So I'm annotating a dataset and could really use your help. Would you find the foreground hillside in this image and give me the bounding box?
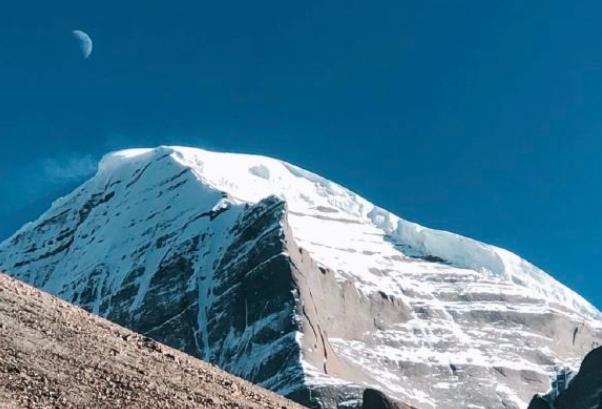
[0,273,302,409]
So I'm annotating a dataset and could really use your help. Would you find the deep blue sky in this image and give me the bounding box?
[1,1,601,308]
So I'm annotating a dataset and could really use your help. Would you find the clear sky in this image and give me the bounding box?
[1,1,601,308]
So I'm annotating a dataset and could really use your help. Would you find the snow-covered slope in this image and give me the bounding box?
[1,146,601,409]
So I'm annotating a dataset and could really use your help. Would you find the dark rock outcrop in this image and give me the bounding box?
[362,389,416,409]
[528,346,602,409]
[527,396,552,409]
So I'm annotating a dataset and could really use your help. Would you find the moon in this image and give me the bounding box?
[72,30,93,59]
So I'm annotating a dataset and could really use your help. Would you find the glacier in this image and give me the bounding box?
[1,145,600,408]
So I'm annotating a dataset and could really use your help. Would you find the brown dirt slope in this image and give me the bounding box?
[0,273,304,409]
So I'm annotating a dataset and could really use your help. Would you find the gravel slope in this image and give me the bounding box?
[0,273,303,409]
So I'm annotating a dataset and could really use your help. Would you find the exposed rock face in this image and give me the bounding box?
[528,346,602,409]
[527,396,552,409]
[0,273,302,409]
[362,389,416,409]
[1,146,601,408]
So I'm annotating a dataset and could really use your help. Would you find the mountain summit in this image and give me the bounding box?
[1,146,600,408]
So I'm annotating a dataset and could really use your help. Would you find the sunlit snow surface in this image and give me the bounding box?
[2,146,601,408]
[107,147,598,315]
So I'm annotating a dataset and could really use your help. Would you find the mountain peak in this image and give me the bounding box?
[96,145,367,215]
[95,146,599,320]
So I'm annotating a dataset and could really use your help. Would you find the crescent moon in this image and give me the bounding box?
[72,30,93,59]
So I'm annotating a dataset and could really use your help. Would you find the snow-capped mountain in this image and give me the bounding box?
[1,146,600,409]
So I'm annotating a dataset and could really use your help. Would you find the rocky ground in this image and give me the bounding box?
[0,273,303,409]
